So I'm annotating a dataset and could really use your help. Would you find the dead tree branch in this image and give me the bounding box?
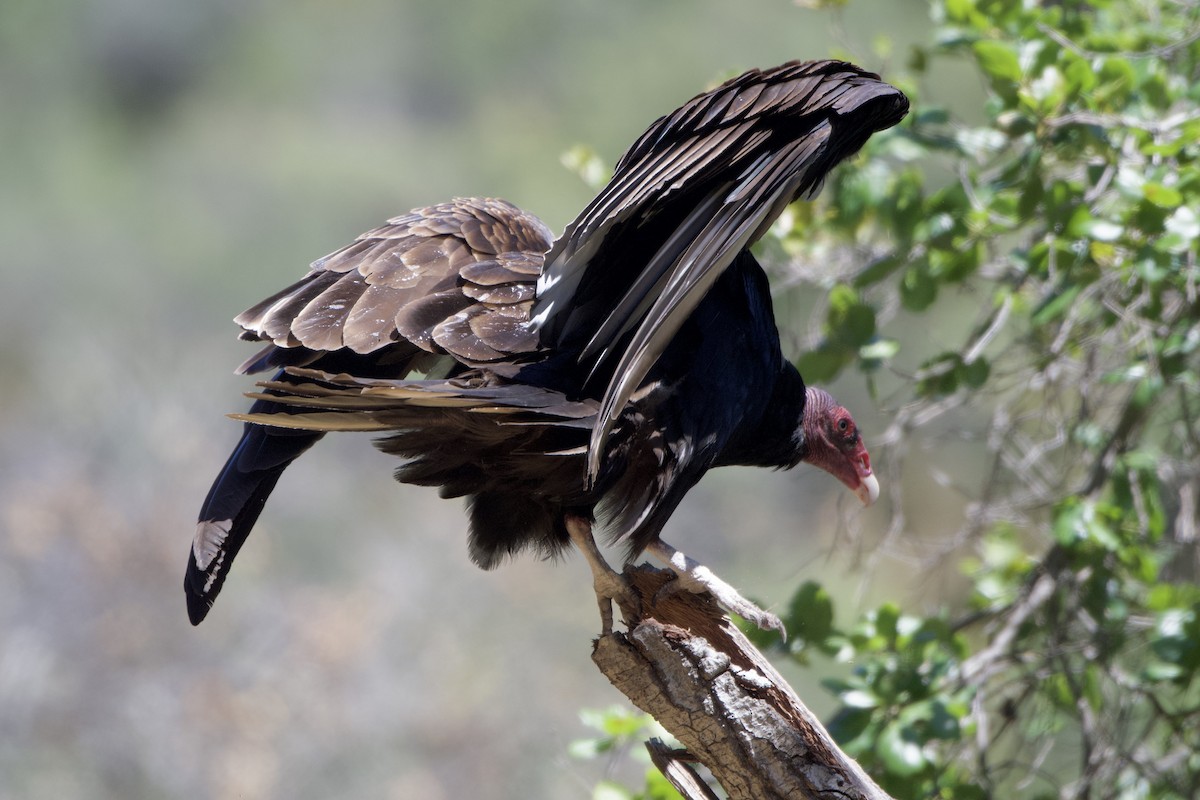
[591,565,894,800]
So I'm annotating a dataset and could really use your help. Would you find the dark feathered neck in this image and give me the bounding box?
[713,364,808,469]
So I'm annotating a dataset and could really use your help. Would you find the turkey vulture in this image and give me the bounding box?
[187,59,908,630]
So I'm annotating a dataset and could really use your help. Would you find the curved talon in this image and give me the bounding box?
[591,567,643,634]
[733,604,786,639]
[651,573,683,607]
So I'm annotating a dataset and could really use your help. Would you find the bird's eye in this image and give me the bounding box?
[837,418,849,432]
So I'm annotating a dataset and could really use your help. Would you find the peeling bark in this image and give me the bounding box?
[591,565,894,800]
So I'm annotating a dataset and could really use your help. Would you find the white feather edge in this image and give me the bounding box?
[193,519,231,572]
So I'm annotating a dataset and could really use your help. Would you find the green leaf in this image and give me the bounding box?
[1044,673,1074,708]
[1081,665,1103,711]
[953,126,1008,159]
[962,358,990,389]
[560,145,611,189]
[838,304,877,347]
[1163,205,1200,243]
[826,285,878,349]
[1053,500,1121,550]
[854,254,907,288]
[1031,285,1081,325]
[928,700,963,740]
[828,283,860,313]
[1144,661,1185,682]
[1063,54,1098,97]
[826,706,876,750]
[786,581,836,645]
[879,720,928,776]
[840,689,881,709]
[796,346,851,383]
[875,603,902,642]
[1025,65,1066,112]
[1143,182,1183,209]
[973,40,1021,83]
[1086,515,1121,551]
[930,241,982,282]
[1053,501,1085,546]
[1146,584,1179,612]
[1150,607,1200,680]
[1132,374,1165,408]
[859,338,900,362]
[578,706,655,739]
[1082,219,1123,243]
[944,0,975,23]
[1096,57,1136,107]
[569,737,608,760]
[900,265,938,311]
[916,352,964,396]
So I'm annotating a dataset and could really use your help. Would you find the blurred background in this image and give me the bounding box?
[0,1,953,797]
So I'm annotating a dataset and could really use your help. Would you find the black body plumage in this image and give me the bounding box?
[186,60,908,624]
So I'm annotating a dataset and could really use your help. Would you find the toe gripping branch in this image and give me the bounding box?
[565,515,786,640]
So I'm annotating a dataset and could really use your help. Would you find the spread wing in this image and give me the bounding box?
[235,197,554,369]
[530,60,909,484]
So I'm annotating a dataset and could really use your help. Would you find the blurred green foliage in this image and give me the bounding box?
[570,707,684,800]
[755,0,1200,797]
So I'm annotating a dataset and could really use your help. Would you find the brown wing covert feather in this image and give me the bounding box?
[234,198,553,364]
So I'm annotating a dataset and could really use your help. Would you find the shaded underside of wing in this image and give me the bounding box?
[584,129,832,480]
[230,368,599,433]
[234,198,553,366]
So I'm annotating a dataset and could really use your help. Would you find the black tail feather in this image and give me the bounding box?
[185,396,322,625]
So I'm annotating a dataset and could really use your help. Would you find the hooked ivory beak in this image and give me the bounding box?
[854,472,880,506]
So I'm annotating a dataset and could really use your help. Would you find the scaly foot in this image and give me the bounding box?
[644,538,786,638]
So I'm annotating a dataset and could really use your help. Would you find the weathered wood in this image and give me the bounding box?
[646,739,722,800]
[592,565,894,800]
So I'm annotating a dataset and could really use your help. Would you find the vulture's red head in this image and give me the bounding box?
[801,388,879,506]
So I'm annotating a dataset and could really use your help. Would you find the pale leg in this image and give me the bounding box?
[566,515,641,634]
[644,538,785,637]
